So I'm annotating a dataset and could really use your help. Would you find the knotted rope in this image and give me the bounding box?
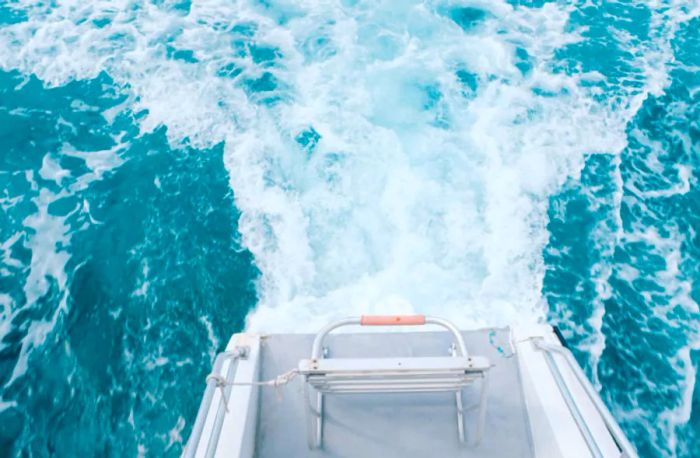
[206,369,300,412]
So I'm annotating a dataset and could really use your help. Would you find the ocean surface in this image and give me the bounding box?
[0,0,698,456]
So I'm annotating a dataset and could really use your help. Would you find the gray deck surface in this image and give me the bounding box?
[253,328,533,458]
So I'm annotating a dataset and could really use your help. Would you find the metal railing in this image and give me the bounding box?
[304,315,486,449]
[535,340,638,458]
[311,315,470,358]
[183,347,248,458]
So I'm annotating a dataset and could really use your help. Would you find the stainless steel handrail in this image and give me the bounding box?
[183,347,248,458]
[305,315,480,449]
[310,316,469,358]
[535,340,639,458]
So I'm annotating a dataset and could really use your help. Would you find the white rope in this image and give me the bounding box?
[232,369,300,388]
[206,368,300,388]
[205,368,300,411]
[206,373,227,385]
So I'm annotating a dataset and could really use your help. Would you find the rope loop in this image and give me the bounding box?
[206,373,227,387]
[206,373,231,412]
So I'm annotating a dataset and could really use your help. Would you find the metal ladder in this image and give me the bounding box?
[298,315,491,449]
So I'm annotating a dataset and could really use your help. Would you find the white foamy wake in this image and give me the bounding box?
[226,0,617,331]
[0,143,125,388]
[606,224,700,455]
[0,0,683,335]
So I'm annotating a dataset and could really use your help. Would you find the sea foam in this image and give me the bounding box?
[0,0,672,333]
[1,1,699,456]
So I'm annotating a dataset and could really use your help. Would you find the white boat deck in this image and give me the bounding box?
[254,329,532,458]
[185,322,638,458]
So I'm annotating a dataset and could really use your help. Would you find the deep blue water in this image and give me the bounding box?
[0,1,698,457]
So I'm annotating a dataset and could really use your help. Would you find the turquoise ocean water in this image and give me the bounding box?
[0,1,698,456]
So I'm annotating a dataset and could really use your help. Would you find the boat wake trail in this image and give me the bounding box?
[0,0,698,456]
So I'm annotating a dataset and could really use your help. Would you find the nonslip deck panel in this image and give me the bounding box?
[253,329,533,458]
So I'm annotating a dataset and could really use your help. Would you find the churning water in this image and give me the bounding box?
[0,0,698,456]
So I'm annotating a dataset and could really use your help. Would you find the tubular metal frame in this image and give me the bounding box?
[183,347,248,458]
[302,316,488,450]
[310,316,469,359]
[535,340,639,458]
